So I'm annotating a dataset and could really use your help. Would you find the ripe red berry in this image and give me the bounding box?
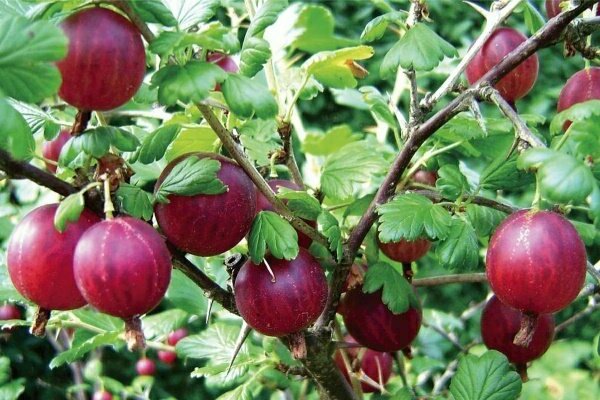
[207,52,239,91]
[486,210,586,314]
[167,328,188,346]
[557,67,600,129]
[466,27,538,104]
[7,204,99,310]
[155,153,256,256]
[411,169,438,186]
[135,358,156,376]
[234,248,328,336]
[42,130,71,173]
[341,287,422,352]
[481,296,554,365]
[255,179,316,248]
[92,391,113,400]
[0,304,21,321]
[546,0,600,18]
[73,217,172,318]
[57,7,146,111]
[377,237,431,263]
[334,335,393,393]
[158,350,177,364]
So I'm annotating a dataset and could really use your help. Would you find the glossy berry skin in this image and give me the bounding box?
[73,217,172,318]
[234,248,328,336]
[158,350,177,364]
[167,328,188,346]
[7,204,99,310]
[207,53,238,91]
[42,130,71,173]
[412,169,437,186]
[57,7,145,111]
[557,68,600,129]
[155,153,256,256]
[256,179,316,248]
[92,391,113,400]
[546,0,600,18]
[466,28,538,103]
[378,237,431,263]
[136,358,156,376]
[0,304,21,321]
[341,287,422,352]
[481,296,554,364]
[486,210,586,314]
[334,335,393,393]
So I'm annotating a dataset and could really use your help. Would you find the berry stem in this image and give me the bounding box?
[124,316,145,351]
[103,178,114,220]
[516,363,529,382]
[513,312,538,347]
[402,263,413,283]
[70,110,91,136]
[31,307,51,337]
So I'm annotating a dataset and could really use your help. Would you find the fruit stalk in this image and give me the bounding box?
[31,307,51,337]
[513,313,539,347]
[124,316,145,351]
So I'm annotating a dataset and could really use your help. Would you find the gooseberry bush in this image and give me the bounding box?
[0,0,599,399]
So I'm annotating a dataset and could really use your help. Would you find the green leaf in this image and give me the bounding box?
[134,125,181,164]
[109,128,141,152]
[549,100,600,134]
[115,183,154,221]
[480,154,533,191]
[239,37,271,77]
[49,332,121,369]
[277,190,322,220]
[71,309,123,332]
[54,192,85,233]
[361,86,398,132]
[0,379,25,400]
[465,204,507,237]
[166,269,207,315]
[436,164,470,200]
[79,128,112,158]
[317,211,343,261]
[246,0,288,38]
[291,5,356,53]
[0,16,67,102]
[320,141,387,200]
[377,194,452,241]
[518,148,595,203]
[58,136,90,170]
[222,74,278,119]
[165,0,220,29]
[151,61,229,106]
[0,98,34,160]
[248,211,299,263]
[165,125,217,161]
[303,125,362,156]
[361,11,406,43]
[435,218,479,271]
[130,0,177,26]
[449,350,522,400]
[381,23,457,78]
[177,321,256,361]
[363,262,419,314]
[238,119,281,165]
[151,22,240,56]
[519,1,545,34]
[302,45,374,89]
[142,309,188,340]
[155,156,227,203]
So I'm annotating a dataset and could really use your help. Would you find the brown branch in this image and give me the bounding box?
[409,189,518,214]
[554,295,600,334]
[109,0,156,42]
[196,103,329,248]
[413,273,487,287]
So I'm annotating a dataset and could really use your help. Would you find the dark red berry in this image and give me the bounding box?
[73,217,172,318]
[0,304,21,321]
[557,67,600,129]
[234,248,328,336]
[155,153,256,256]
[481,296,554,365]
[378,237,431,263]
[92,391,113,400]
[466,27,538,103]
[57,7,146,111]
[167,328,188,346]
[207,52,238,91]
[341,286,422,352]
[158,350,177,364]
[486,210,586,314]
[42,130,71,173]
[7,204,99,310]
[334,335,393,393]
[411,169,438,186]
[546,0,600,18]
[136,358,156,376]
[256,179,316,248]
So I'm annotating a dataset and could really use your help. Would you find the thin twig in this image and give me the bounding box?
[412,273,487,287]
[408,189,517,214]
[554,295,600,334]
[109,0,156,42]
